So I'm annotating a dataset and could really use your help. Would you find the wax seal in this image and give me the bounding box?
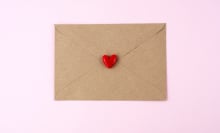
[102,54,117,68]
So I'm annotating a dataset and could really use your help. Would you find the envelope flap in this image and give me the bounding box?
[55,24,165,57]
[55,65,164,100]
[55,27,98,93]
[121,27,166,92]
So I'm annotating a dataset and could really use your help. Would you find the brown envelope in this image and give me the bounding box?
[55,23,167,100]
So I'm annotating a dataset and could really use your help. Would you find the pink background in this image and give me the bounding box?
[0,0,220,132]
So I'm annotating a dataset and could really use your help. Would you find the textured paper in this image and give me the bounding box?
[55,23,167,100]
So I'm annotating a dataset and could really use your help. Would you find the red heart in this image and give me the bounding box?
[102,54,117,68]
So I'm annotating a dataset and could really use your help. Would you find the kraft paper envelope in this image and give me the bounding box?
[55,23,167,100]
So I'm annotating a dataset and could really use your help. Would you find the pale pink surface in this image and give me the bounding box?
[0,0,220,132]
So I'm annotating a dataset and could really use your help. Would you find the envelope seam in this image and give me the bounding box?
[70,39,100,59]
[55,27,66,36]
[56,67,97,95]
[122,25,166,58]
[69,32,104,58]
[120,64,164,96]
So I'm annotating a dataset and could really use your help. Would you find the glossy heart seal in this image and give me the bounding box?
[102,54,117,68]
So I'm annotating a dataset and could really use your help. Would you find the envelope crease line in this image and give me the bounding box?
[122,25,166,58]
[120,64,163,95]
[56,66,96,95]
